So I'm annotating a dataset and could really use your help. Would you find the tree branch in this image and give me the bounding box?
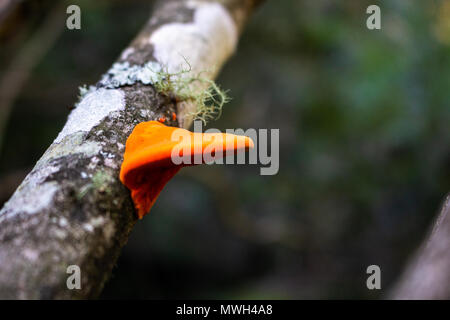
[0,0,262,299]
[389,194,450,299]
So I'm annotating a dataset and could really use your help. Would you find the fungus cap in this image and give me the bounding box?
[120,121,254,219]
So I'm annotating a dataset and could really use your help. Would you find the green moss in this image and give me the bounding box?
[152,61,230,124]
[92,170,112,192]
[77,170,113,199]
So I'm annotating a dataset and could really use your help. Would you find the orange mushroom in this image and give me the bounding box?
[120,120,254,219]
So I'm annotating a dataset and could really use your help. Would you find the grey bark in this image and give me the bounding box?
[389,194,450,299]
[0,0,261,299]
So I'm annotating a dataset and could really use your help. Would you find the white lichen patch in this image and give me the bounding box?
[82,216,109,233]
[0,181,58,223]
[53,229,67,239]
[104,158,117,169]
[140,109,151,118]
[54,88,125,143]
[99,61,163,89]
[83,224,94,232]
[88,156,100,170]
[69,141,102,158]
[59,217,68,227]
[39,133,102,166]
[90,216,105,228]
[99,150,115,159]
[82,216,115,245]
[150,2,238,77]
[22,249,39,262]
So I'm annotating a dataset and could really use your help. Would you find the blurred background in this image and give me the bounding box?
[1,0,450,299]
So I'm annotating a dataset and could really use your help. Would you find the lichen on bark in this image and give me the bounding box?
[0,0,262,299]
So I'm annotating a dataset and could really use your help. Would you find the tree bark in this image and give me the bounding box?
[389,194,450,299]
[0,0,262,299]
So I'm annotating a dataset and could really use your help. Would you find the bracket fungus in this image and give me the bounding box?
[120,121,254,219]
